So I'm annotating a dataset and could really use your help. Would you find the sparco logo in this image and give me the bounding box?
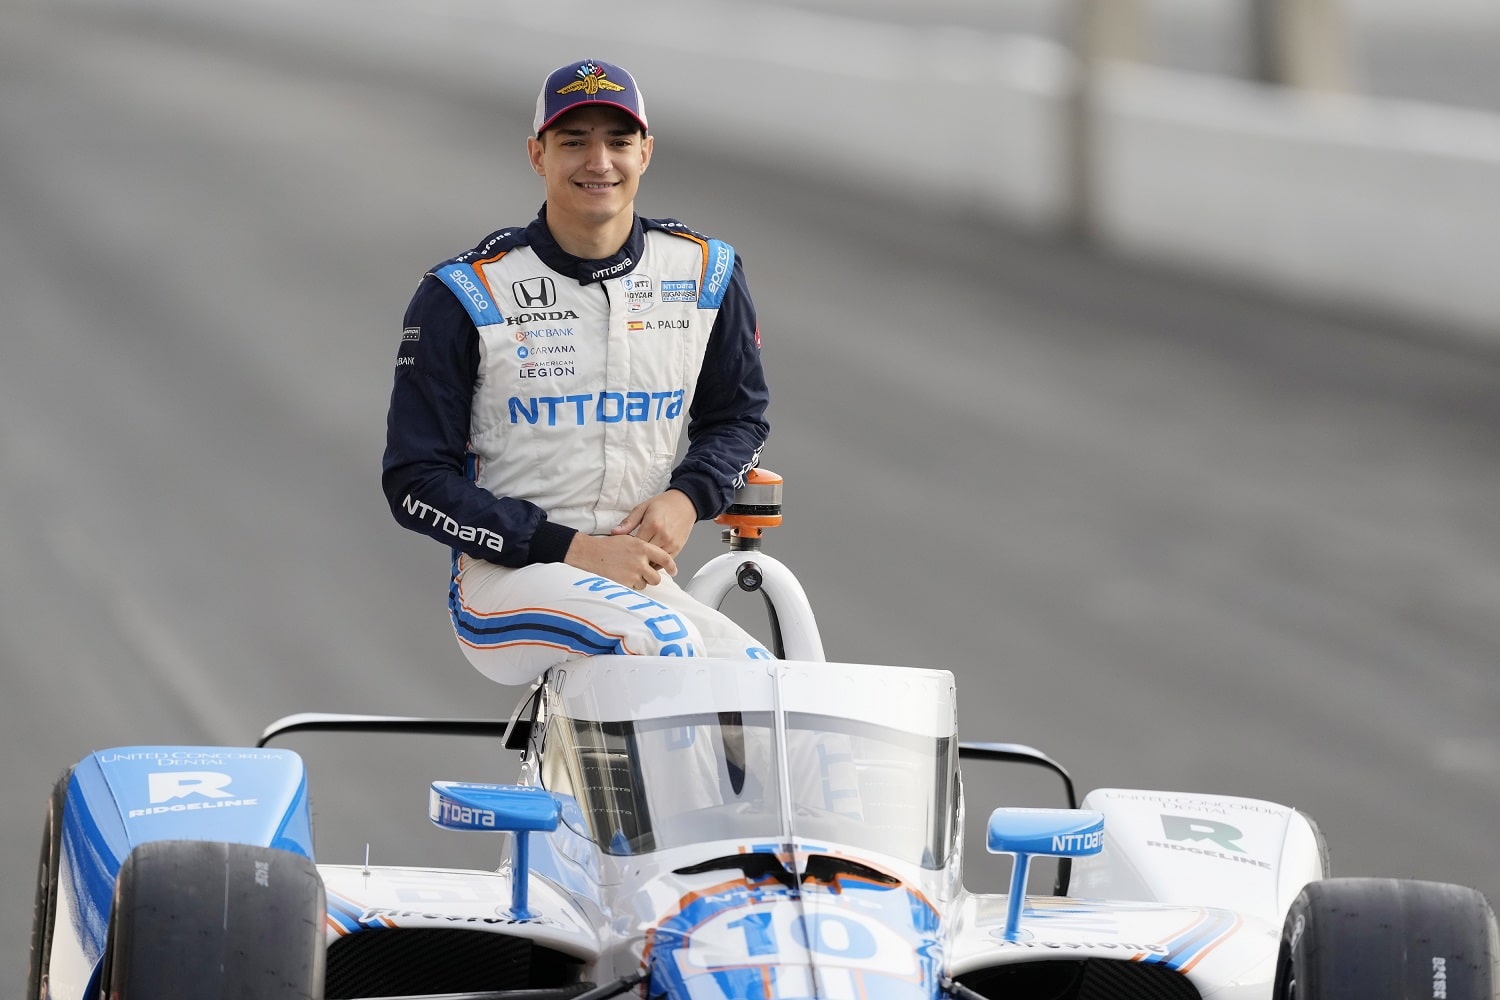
[447,268,490,312]
[507,310,579,325]
[512,276,557,309]
[705,245,733,297]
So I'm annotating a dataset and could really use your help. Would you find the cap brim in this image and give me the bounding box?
[536,101,648,135]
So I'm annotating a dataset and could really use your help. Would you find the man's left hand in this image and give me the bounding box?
[613,489,697,562]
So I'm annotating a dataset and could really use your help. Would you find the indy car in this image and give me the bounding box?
[28,471,1499,1000]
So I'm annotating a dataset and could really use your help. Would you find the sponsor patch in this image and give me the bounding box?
[402,326,421,342]
[507,310,579,326]
[515,326,574,342]
[623,274,655,314]
[661,280,697,302]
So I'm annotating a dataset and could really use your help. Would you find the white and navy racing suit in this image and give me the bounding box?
[382,208,771,685]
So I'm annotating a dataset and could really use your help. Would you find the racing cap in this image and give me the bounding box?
[533,59,649,135]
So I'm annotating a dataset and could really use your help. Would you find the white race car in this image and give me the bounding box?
[27,473,1499,1000]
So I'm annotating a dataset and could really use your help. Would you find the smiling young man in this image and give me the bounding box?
[383,59,772,685]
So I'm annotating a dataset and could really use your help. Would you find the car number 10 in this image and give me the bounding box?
[684,903,918,976]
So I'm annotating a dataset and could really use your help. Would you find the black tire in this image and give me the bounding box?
[105,840,327,999]
[1274,877,1499,1000]
[26,771,70,1000]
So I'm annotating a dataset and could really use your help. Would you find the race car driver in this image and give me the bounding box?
[382,59,772,685]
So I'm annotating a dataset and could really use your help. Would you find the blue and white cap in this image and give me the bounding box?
[534,59,649,135]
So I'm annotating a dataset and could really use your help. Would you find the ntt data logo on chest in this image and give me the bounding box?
[509,389,685,425]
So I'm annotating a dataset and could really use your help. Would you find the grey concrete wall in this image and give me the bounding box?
[1095,63,1500,340]
[72,0,1500,341]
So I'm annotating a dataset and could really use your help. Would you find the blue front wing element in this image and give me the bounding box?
[59,745,315,971]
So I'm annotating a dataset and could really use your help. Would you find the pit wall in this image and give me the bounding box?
[94,0,1500,342]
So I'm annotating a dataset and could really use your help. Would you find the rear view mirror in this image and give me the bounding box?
[987,807,1105,941]
[429,782,563,917]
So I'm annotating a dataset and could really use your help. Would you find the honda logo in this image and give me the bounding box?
[513,277,558,309]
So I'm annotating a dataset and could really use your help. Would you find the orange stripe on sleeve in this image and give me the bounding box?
[666,230,713,287]
[471,249,509,300]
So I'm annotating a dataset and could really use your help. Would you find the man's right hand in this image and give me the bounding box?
[564,532,678,590]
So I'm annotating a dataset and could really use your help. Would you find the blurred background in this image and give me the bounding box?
[2,0,1498,990]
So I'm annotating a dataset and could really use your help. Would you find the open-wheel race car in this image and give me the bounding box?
[27,471,1500,999]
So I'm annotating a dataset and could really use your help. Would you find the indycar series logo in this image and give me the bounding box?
[623,274,654,313]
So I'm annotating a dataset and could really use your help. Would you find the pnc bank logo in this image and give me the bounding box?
[513,277,558,309]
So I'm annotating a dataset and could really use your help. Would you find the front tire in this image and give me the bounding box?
[26,771,70,1000]
[1274,877,1498,1000]
[105,840,327,999]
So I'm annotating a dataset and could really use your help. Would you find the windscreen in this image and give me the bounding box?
[543,708,955,867]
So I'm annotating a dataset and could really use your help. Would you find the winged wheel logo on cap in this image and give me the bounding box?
[556,62,626,97]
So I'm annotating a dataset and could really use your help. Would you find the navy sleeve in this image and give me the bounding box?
[669,257,771,519]
[382,275,577,566]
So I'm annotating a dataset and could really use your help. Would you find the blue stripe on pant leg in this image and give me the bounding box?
[450,600,628,656]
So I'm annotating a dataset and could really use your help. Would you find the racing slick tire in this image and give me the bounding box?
[103,840,327,999]
[26,771,69,1000]
[1273,877,1499,1000]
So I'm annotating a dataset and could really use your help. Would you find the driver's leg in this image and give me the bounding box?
[449,556,711,685]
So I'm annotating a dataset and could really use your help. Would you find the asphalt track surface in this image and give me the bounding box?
[2,2,1499,992]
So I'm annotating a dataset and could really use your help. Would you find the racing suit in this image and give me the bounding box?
[383,208,771,685]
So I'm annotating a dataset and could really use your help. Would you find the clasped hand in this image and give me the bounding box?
[563,489,697,590]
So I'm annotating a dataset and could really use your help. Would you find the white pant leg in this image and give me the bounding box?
[449,555,771,686]
[648,574,774,661]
